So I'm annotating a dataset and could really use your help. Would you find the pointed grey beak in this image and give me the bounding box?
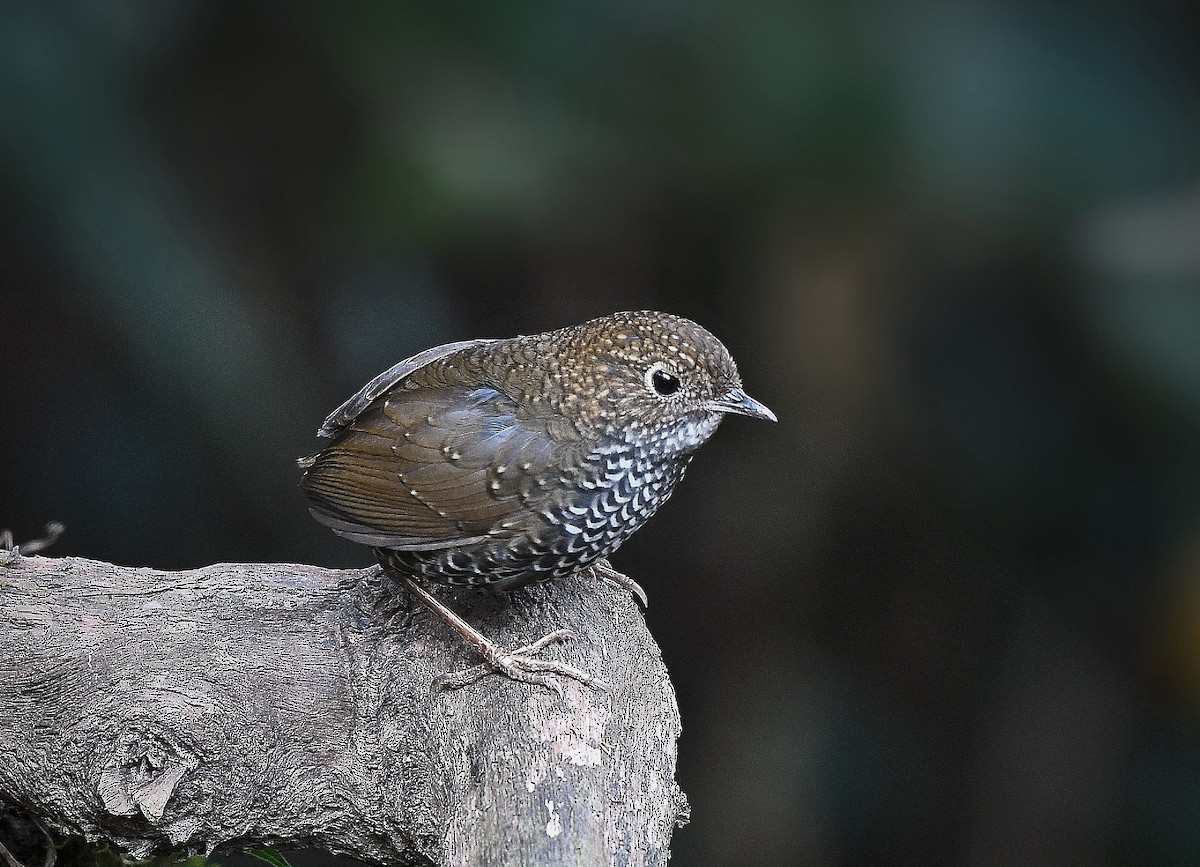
[706,388,777,422]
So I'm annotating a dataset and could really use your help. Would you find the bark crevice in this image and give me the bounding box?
[0,555,687,867]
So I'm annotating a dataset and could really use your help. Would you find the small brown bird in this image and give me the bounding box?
[299,310,774,691]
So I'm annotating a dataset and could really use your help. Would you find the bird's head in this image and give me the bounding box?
[541,311,775,455]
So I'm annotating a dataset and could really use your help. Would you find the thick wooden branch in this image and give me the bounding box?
[0,555,687,867]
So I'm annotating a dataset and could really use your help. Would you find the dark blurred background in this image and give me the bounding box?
[3,1,1200,864]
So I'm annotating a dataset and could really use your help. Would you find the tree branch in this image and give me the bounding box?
[0,555,688,867]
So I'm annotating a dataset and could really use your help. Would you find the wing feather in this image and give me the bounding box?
[317,339,495,438]
[301,384,559,549]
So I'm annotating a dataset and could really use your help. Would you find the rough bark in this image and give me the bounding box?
[0,555,688,867]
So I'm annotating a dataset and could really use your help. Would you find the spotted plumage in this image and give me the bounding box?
[299,310,774,690]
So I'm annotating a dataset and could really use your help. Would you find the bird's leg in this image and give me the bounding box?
[591,558,648,608]
[390,570,610,694]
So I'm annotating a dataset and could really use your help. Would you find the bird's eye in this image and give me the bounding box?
[648,367,681,397]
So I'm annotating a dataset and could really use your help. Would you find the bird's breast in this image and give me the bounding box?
[532,440,691,562]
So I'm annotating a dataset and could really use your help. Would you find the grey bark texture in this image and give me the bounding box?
[0,555,688,867]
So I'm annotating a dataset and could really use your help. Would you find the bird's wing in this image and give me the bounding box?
[300,385,563,549]
[317,339,496,439]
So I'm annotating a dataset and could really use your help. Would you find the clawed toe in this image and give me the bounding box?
[432,630,609,694]
[592,559,648,608]
[390,571,608,695]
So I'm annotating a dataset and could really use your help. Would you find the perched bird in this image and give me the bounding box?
[299,310,775,691]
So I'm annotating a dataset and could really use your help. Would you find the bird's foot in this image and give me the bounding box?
[592,558,648,608]
[386,569,609,695]
[433,628,610,695]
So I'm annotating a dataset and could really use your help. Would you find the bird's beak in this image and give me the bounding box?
[706,389,777,422]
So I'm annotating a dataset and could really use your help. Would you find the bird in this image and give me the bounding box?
[299,310,775,692]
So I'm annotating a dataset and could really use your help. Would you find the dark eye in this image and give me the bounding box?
[650,368,681,396]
